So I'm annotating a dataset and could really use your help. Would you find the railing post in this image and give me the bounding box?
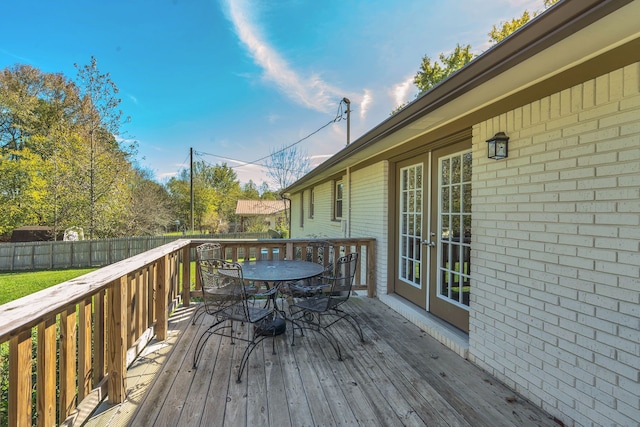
[156,255,169,341]
[93,291,106,386]
[127,274,135,348]
[79,297,93,400]
[37,317,56,426]
[107,276,128,403]
[286,241,294,260]
[368,241,375,298]
[182,246,191,306]
[59,306,77,420]
[9,329,32,427]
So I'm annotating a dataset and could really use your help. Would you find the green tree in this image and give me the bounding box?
[166,162,241,234]
[0,61,139,239]
[0,64,49,152]
[166,174,192,229]
[198,161,241,229]
[0,65,83,236]
[242,180,260,199]
[489,0,560,44]
[74,56,136,238]
[0,148,47,235]
[414,44,475,94]
[488,11,533,44]
[123,168,175,235]
[259,182,278,200]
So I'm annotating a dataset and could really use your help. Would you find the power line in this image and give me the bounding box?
[195,154,311,177]
[196,98,350,170]
[194,151,265,169]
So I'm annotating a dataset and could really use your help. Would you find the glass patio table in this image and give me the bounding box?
[241,259,325,283]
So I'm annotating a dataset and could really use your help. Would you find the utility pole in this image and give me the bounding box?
[190,147,194,233]
[343,97,351,145]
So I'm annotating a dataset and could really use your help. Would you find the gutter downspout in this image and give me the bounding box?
[346,166,351,238]
[281,195,292,238]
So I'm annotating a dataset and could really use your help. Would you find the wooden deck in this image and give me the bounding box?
[86,296,557,427]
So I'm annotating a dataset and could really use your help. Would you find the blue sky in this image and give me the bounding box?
[1,0,543,187]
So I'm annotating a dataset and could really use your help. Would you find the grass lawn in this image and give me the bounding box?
[0,261,201,307]
[0,268,97,306]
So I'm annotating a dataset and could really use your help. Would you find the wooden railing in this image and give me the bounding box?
[0,237,375,426]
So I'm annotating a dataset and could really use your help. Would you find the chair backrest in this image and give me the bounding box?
[305,240,334,275]
[198,258,241,315]
[196,242,222,262]
[327,252,358,303]
[196,242,223,298]
[215,260,259,320]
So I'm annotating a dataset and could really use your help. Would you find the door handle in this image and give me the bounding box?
[421,240,436,247]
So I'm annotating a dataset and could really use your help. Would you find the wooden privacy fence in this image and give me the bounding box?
[0,232,269,272]
[0,237,375,426]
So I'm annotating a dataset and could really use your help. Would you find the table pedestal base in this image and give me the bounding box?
[255,317,286,336]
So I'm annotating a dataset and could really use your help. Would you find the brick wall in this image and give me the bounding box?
[469,63,640,426]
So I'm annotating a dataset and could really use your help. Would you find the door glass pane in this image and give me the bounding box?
[463,152,472,181]
[452,185,460,213]
[463,216,472,239]
[451,156,461,184]
[452,215,460,238]
[398,163,423,288]
[441,188,450,212]
[441,159,450,186]
[438,150,472,307]
[441,215,450,240]
[462,183,472,213]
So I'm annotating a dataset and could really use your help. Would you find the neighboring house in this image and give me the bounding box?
[235,199,288,232]
[10,226,57,242]
[283,1,639,426]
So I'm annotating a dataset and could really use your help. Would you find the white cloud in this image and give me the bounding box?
[267,113,280,124]
[359,89,372,120]
[391,76,416,108]
[158,171,178,180]
[222,0,344,114]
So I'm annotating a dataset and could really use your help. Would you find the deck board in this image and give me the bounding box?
[88,296,557,427]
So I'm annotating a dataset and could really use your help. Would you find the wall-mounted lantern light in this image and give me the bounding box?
[486,132,509,159]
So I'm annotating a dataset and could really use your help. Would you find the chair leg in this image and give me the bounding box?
[283,315,298,347]
[272,330,278,355]
[292,311,343,360]
[236,335,268,383]
[334,309,365,343]
[193,318,227,368]
[191,304,205,325]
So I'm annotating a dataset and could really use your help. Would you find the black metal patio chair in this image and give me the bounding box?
[191,242,223,325]
[290,252,364,360]
[280,240,334,302]
[192,259,286,383]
